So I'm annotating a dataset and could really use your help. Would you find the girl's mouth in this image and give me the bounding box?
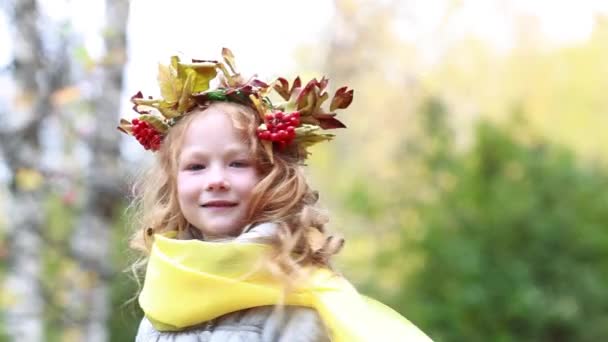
[201,200,238,208]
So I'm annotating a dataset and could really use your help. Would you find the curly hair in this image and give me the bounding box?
[127,101,344,290]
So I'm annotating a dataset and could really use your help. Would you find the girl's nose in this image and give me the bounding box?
[206,179,230,191]
[205,168,230,191]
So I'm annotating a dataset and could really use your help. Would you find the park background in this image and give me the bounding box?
[0,0,607,341]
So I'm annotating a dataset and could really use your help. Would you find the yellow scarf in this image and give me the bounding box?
[139,234,433,341]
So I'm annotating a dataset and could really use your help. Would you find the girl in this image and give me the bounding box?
[119,49,432,341]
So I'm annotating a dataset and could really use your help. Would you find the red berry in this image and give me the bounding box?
[270,133,279,141]
[130,119,163,151]
[275,112,284,120]
[265,114,274,121]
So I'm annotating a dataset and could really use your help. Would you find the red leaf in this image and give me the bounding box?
[317,117,346,129]
[313,113,337,119]
[130,91,143,102]
[274,77,290,100]
[277,77,288,87]
[296,79,317,104]
[291,76,301,96]
[251,79,268,88]
[330,87,354,111]
[318,76,329,92]
[132,104,151,115]
[130,92,151,113]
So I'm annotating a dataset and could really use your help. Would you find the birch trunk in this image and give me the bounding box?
[2,0,50,340]
[64,0,130,340]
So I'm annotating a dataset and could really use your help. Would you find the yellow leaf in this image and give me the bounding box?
[222,47,237,74]
[139,114,169,133]
[261,140,274,164]
[177,69,196,113]
[190,64,217,93]
[157,63,182,104]
[155,101,181,119]
[171,55,182,77]
[248,94,267,120]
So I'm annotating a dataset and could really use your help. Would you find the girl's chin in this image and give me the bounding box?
[197,223,242,238]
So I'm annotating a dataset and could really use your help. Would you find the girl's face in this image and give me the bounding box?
[176,108,260,239]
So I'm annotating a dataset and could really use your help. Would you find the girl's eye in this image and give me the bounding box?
[185,163,206,171]
[230,160,250,168]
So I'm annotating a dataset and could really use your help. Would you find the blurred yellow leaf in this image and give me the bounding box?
[51,86,81,106]
[0,286,18,308]
[15,168,44,191]
[13,91,35,111]
[62,328,83,342]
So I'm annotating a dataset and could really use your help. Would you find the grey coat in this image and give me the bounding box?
[135,305,331,342]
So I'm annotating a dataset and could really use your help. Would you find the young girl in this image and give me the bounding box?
[119,49,432,342]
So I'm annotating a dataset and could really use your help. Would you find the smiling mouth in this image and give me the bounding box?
[201,201,238,208]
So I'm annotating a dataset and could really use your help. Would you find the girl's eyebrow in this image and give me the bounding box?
[179,149,208,160]
[180,145,250,160]
[224,145,250,156]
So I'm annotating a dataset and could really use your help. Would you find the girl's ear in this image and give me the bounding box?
[311,190,320,203]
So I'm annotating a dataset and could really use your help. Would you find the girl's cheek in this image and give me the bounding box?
[238,170,261,192]
[177,174,202,199]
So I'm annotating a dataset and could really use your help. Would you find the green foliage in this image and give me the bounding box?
[37,194,142,341]
[42,193,75,342]
[109,276,143,342]
[108,210,143,341]
[343,180,384,220]
[389,120,608,341]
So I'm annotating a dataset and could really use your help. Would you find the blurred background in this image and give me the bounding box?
[1,0,607,341]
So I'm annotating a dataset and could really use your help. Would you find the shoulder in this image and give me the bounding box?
[263,305,331,342]
[135,305,329,342]
[237,222,280,242]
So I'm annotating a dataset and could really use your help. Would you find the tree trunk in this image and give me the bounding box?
[64,0,130,340]
[1,0,54,341]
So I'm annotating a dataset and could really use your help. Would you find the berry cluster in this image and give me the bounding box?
[131,118,163,151]
[257,111,301,148]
